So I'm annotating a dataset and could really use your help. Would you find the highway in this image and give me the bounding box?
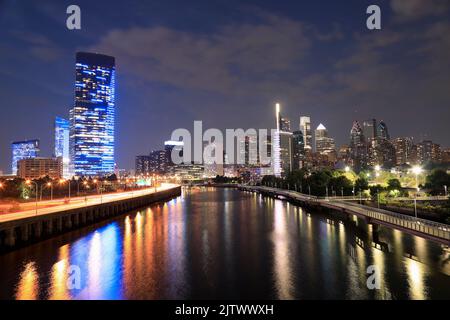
[0,184,177,223]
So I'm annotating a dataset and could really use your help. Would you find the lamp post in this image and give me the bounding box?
[414,188,419,219]
[412,166,423,190]
[444,185,448,197]
[26,180,38,215]
[47,182,53,201]
[341,187,344,198]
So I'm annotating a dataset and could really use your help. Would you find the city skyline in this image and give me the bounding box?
[0,0,449,173]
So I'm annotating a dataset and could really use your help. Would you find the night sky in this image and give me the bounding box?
[0,0,449,172]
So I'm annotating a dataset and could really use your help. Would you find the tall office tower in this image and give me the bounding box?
[292,130,305,170]
[204,142,224,177]
[149,150,167,174]
[416,140,442,164]
[279,117,291,132]
[273,103,282,176]
[273,103,293,176]
[371,139,397,169]
[315,124,336,156]
[135,155,151,176]
[244,134,258,166]
[11,139,40,175]
[393,137,414,165]
[164,140,184,172]
[70,52,115,176]
[54,117,71,178]
[299,116,312,151]
[350,121,367,172]
[378,121,390,140]
[363,119,377,142]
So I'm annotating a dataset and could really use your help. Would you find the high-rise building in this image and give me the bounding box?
[393,137,414,165]
[279,117,291,132]
[204,142,224,177]
[300,116,312,151]
[135,155,151,176]
[273,103,292,176]
[363,119,377,143]
[11,139,40,175]
[292,130,305,170]
[149,150,167,174]
[350,121,367,172]
[17,157,62,180]
[415,140,441,164]
[165,140,184,173]
[70,52,116,176]
[54,117,71,178]
[315,124,336,157]
[378,121,390,140]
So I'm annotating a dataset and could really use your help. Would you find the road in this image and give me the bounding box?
[0,184,178,223]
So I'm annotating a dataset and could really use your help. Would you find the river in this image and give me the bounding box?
[0,187,449,300]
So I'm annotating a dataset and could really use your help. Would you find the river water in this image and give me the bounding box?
[0,187,449,300]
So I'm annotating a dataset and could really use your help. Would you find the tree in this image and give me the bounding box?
[387,178,402,191]
[425,170,450,195]
[329,175,353,196]
[354,178,369,192]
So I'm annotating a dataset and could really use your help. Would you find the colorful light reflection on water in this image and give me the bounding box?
[1,188,449,300]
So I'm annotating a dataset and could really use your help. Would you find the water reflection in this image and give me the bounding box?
[15,262,39,300]
[2,188,449,300]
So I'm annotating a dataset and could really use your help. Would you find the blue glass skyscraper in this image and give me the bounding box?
[54,116,70,178]
[11,139,40,175]
[70,52,115,176]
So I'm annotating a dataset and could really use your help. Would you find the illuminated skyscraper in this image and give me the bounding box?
[363,119,377,143]
[292,130,305,170]
[273,103,292,176]
[350,121,367,172]
[70,52,115,176]
[54,117,70,178]
[315,124,336,156]
[378,120,390,140]
[11,139,40,175]
[300,116,312,151]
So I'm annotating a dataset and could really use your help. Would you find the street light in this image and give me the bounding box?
[414,187,420,219]
[412,166,423,189]
[444,185,447,197]
[345,166,350,173]
[26,180,38,215]
[375,165,381,172]
[46,182,53,201]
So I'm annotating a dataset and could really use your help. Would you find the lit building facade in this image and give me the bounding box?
[11,139,40,175]
[70,52,116,176]
[273,103,292,177]
[350,121,367,172]
[292,130,305,170]
[393,137,414,166]
[17,157,62,180]
[300,116,312,151]
[54,117,71,178]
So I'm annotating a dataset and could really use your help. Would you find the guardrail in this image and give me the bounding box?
[240,185,450,243]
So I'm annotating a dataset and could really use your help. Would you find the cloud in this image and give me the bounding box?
[390,0,449,21]
[13,31,63,62]
[90,13,311,96]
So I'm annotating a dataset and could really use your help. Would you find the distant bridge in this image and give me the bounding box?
[239,185,450,245]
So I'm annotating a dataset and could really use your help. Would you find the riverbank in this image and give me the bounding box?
[0,185,181,252]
